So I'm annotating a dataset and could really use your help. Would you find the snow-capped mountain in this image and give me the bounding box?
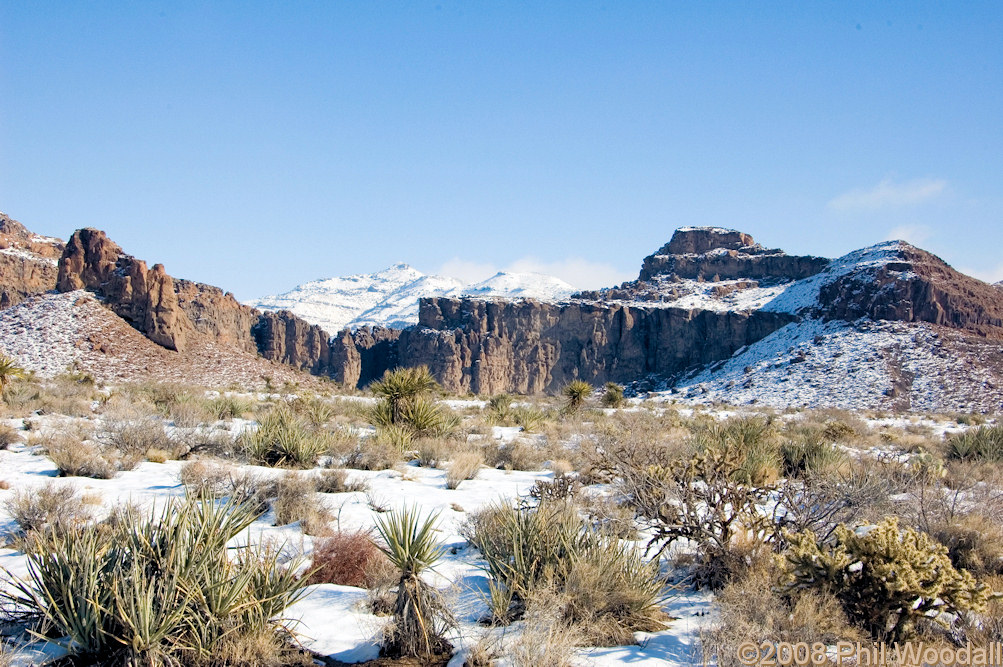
[248,263,575,334]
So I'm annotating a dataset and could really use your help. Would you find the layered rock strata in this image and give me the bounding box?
[0,213,64,308]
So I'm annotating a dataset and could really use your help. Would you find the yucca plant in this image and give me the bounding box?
[487,394,514,424]
[370,366,439,425]
[512,406,547,433]
[0,495,306,666]
[374,506,454,658]
[561,380,593,413]
[0,355,26,395]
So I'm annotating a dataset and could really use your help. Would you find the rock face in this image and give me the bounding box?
[0,212,64,308]
[638,226,829,282]
[816,243,1003,337]
[56,228,339,370]
[57,229,190,351]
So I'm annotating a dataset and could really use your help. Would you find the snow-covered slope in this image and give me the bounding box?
[249,264,575,334]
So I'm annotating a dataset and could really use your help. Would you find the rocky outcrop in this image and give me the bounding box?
[57,229,190,351]
[0,212,64,308]
[382,297,796,394]
[638,227,829,282]
[56,228,340,370]
[817,243,1003,338]
[252,310,332,374]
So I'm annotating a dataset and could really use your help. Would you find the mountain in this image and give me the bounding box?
[0,211,64,308]
[248,263,575,334]
[2,217,1002,412]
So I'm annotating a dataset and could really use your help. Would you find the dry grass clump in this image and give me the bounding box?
[445,450,484,489]
[0,424,22,449]
[3,482,93,534]
[273,473,333,535]
[313,468,368,494]
[929,514,1003,576]
[703,559,861,667]
[465,501,666,645]
[307,530,394,588]
[242,404,333,468]
[484,438,546,471]
[179,459,235,496]
[345,430,405,471]
[502,588,582,667]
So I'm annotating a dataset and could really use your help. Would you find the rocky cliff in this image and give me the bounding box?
[0,212,64,308]
[56,228,338,371]
[637,226,829,282]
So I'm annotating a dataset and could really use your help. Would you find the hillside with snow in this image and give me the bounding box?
[248,263,575,334]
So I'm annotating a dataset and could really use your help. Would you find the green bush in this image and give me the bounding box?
[1,495,305,666]
[241,405,330,468]
[600,382,625,408]
[784,517,991,641]
[946,425,1003,462]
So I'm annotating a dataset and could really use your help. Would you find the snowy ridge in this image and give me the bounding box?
[760,241,907,315]
[249,263,575,334]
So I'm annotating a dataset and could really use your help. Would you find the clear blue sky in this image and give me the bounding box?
[2,2,1001,298]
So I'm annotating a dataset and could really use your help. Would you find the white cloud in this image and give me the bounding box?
[883,224,932,246]
[434,256,633,290]
[828,177,947,211]
[435,258,498,284]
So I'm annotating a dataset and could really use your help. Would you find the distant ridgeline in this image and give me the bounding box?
[4,215,1003,401]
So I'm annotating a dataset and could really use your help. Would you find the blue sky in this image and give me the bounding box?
[1,2,1001,298]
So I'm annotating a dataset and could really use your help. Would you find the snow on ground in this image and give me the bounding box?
[664,317,1003,414]
[0,291,84,375]
[0,412,712,666]
[248,264,574,335]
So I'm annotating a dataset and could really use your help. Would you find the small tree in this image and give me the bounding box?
[561,380,593,413]
[784,517,991,641]
[369,366,438,424]
[374,506,454,658]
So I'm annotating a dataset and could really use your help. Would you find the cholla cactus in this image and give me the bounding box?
[784,517,991,641]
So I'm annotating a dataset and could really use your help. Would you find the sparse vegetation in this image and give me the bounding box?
[561,379,593,412]
[307,530,393,588]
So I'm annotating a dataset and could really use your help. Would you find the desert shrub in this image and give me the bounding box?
[179,459,234,497]
[614,439,773,588]
[413,436,450,467]
[273,473,332,535]
[930,514,1003,577]
[512,405,547,433]
[0,424,21,449]
[781,430,849,478]
[1,379,40,412]
[561,380,593,413]
[487,394,515,425]
[242,405,330,468]
[784,517,991,641]
[46,436,119,479]
[4,482,93,535]
[502,588,582,667]
[307,530,393,588]
[600,382,625,408]
[374,506,454,658]
[486,439,546,471]
[313,468,368,494]
[946,424,1003,462]
[704,558,860,667]
[445,450,484,489]
[528,473,581,504]
[466,501,665,645]
[345,435,402,471]
[0,495,306,666]
[99,418,172,460]
[207,393,254,420]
